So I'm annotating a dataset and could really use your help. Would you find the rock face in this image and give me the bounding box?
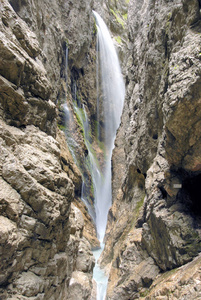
[94,0,129,65]
[0,0,96,299]
[145,253,201,299]
[101,0,201,299]
[0,0,55,136]
[0,118,95,299]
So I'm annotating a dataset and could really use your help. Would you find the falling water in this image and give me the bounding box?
[93,10,125,242]
[92,10,125,299]
[63,11,124,299]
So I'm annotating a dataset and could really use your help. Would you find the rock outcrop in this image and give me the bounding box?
[101,0,201,298]
[144,253,201,299]
[0,117,95,299]
[0,0,96,298]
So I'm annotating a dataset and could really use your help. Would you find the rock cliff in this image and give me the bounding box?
[101,0,201,299]
[0,0,96,298]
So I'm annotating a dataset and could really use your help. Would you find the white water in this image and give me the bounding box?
[92,10,125,300]
[63,11,125,299]
[93,244,108,300]
[93,10,125,242]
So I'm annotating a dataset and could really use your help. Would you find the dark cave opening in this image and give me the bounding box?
[181,174,201,216]
[152,133,158,140]
[9,0,27,13]
[8,0,20,13]
[159,185,168,200]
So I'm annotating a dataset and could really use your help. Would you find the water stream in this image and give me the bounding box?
[92,11,125,299]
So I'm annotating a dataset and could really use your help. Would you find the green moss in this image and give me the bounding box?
[115,36,122,44]
[93,19,97,35]
[122,13,128,20]
[139,289,149,297]
[166,21,170,33]
[129,194,145,229]
[74,108,85,136]
[90,179,95,199]
[98,140,106,155]
[167,12,172,21]
[165,13,172,34]
[110,8,125,28]
[135,195,145,217]
[65,38,69,47]
[57,124,65,131]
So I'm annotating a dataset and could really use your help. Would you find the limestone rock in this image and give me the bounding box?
[105,228,160,299]
[76,238,95,273]
[56,129,82,196]
[0,118,95,299]
[74,199,100,249]
[68,271,93,300]
[90,279,97,300]
[0,177,23,221]
[145,254,201,299]
[0,216,21,285]
[103,0,201,298]
[9,0,95,103]
[0,0,56,136]
[69,203,85,238]
[0,0,97,299]
[11,271,44,297]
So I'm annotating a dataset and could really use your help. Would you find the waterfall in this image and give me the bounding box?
[92,10,125,299]
[93,10,125,242]
[63,11,124,299]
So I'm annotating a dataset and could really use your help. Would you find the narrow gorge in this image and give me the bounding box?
[1,0,201,299]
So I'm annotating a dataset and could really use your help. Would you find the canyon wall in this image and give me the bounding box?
[0,0,129,297]
[1,0,201,299]
[101,0,201,299]
[0,0,96,298]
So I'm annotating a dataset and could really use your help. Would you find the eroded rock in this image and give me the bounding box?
[102,0,201,298]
